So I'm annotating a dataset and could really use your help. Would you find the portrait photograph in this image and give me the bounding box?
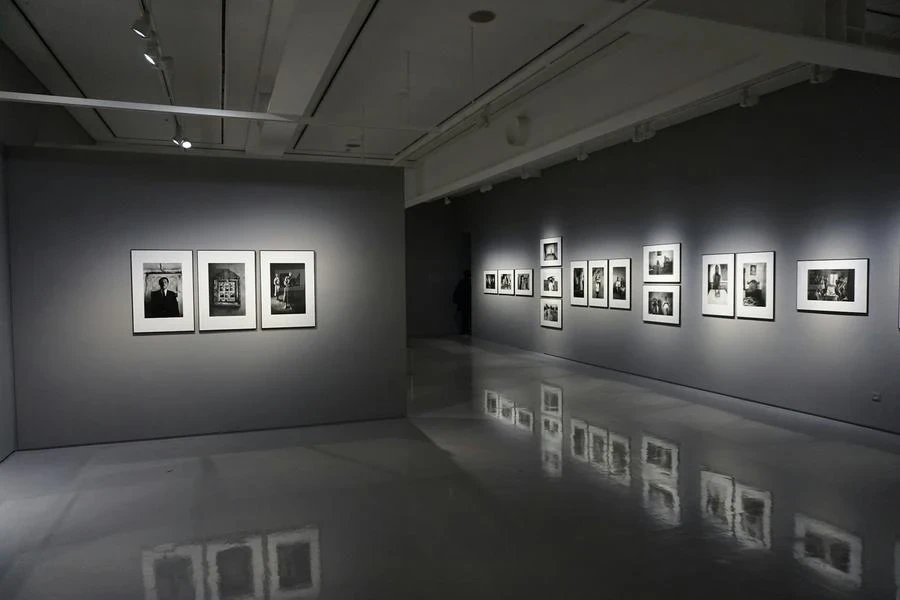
[734,483,772,550]
[796,259,868,315]
[498,269,515,295]
[643,243,681,283]
[131,250,195,334]
[540,268,563,298]
[588,259,608,308]
[701,253,735,318]
[700,470,735,534]
[570,261,588,306]
[540,298,563,329]
[483,270,498,294]
[642,285,681,326]
[260,251,316,329]
[197,250,257,332]
[609,258,631,310]
[266,527,321,600]
[515,269,534,296]
[793,514,862,588]
[735,251,775,321]
[540,236,562,267]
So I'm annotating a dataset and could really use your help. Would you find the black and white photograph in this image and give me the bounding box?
[609,258,631,310]
[643,479,681,528]
[499,398,516,424]
[570,261,588,306]
[541,414,563,444]
[643,243,681,283]
[206,536,265,600]
[515,407,534,432]
[588,259,609,308]
[197,250,257,332]
[797,259,869,315]
[540,267,563,298]
[484,389,499,416]
[570,419,589,462]
[702,253,735,318]
[735,251,775,321]
[542,442,563,478]
[607,431,631,486]
[793,514,863,588]
[588,426,608,472]
[483,270,498,294]
[131,250,195,334]
[498,269,515,296]
[541,383,563,415]
[266,527,322,600]
[641,435,679,479]
[540,298,563,329]
[734,484,772,550]
[142,543,203,600]
[642,285,681,326]
[700,470,735,533]
[540,236,562,267]
[515,269,534,296]
[260,251,316,329]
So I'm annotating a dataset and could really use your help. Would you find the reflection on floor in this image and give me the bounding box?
[0,337,897,599]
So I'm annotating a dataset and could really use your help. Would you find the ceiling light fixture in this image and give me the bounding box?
[468,10,496,24]
[132,14,153,39]
[143,41,160,66]
[171,123,191,150]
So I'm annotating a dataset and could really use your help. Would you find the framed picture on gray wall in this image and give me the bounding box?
[260,251,317,329]
[197,250,257,332]
[483,270,498,294]
[796,258,868,315]
[515,269,533,296]
[643,284,680,326]
[644,243,681,283]
[570,261,588,306]
[498,269,515,296]
[701,253,735,318]
[540,298,563,329]
[588,259,609,308]
[609,258,631,310]
[131,250,195,334]
[540,237,562,267]
[540,268,562,297]
[735,251,775,321]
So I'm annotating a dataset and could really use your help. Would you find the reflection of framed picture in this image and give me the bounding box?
[641,435,679,479]
[700,470,734,533]
[483,270,498,294]
[607,431,631,486]
[569,261,588,307]
[260,251,316,329]
[142,544,205,600]
[588,260,609,308]
[541,383,563,415]
[541,413,563,443]
[540,236,562,267]
[542,441,563,478]
[498,269,515,296]
[569,419,589,462]
[797,259,868,315]
[701,253,735,318]
[540,268,563,298]
[643,243,681,283]
[735,483,772,550]
[515,407,534,432]
[609,258,631,310]
[736,251,775,321]
[642,285,681,326]
[793,514,862,588]
[643,478,681,527]
[207,536,265,600]
[514,269,533,296]
[499,398,516,424]
[131,250,195,334]
[267,527,321,600]
[197,250,257,332]
[540,298,563,329]
[484,389,499,416]
[588,426,608,472]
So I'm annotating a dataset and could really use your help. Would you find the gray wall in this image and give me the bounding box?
[0,148,16,458]
[7,148,406,449]
[466,71,900,434]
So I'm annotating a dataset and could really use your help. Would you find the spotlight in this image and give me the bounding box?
[132,15,153,39]
[171,124,191,150]
[143,41,160,66]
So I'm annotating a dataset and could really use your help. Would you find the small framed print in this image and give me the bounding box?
[514,269,534,296]
[540,298,562,329]
[540,268,562,297]
[498,269,515,295]
[267,527,321,599]
[142,544,204,600]
[736,251,775,321]
[588,259,609,308]
[643,285,681,326]
[570,261,588,306]
[609,258,631,310]
[540,236,562,267]
[131,250,195,334]
[541,383,563,415]
[261,251,316,329]
[644,243,681,283]
[701,253,735,318]
[797,259,869,315]
[206,536,265,600]
[483,270,498,294]
[197,250,257,332]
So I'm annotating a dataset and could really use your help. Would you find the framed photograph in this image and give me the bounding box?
[261,251,316,329]
[736,251,775,321]
[641,435,679,479]
[588,260,609,308]
[197,250,257,332]
[267,527,321,600]
[142,544,205,600]
[515,407,534,432]
[484,389,499,416]
[499,397,516,424]
[570,261,588,306]
[701,253,735,318]
[642,285,681,326]
[540,298,562,329]
[541,383,563,415]
[206,536,264,600]
[540,236,562,267]
[794,514,862,588]
[644,243,681,283]
[569,419,589,462]
[607,432,631,486]
[588,426,608,472]
[700,470,735,533]
[498,269,515,295]
[609,258,631,310]
[514,269,533,296]
[540,268,562,297]
[797,259,869,315]
[131,250,195,334]
[735,483,772,550]
[483,270,498,294]
[541,413,563,444]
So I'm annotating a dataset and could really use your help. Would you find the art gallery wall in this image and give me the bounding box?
[465,70,900,434]
[0,148,17,458]
[6,148,407,449]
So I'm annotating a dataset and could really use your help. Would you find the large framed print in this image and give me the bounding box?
[643,284,680,326]
[736,251,775,321]
[131,250,195,334]
[644,243,681,283]
[540,298,562,329]
[540,268,562,297]
[570,261,588,306]
[197,250,257,331]
[588,259,608,308]
[540,236,562,267]
[260,251,317,329]
[515,269,533,296]
[609,258,631,310]
[498,269,515,295]
[796,259,868,315]
[483,270,498,294]
[701,253,735,318]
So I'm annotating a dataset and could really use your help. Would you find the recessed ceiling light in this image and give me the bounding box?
[468,10,496,24]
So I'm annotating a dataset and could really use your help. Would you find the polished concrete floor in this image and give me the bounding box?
[0,338,898,599]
